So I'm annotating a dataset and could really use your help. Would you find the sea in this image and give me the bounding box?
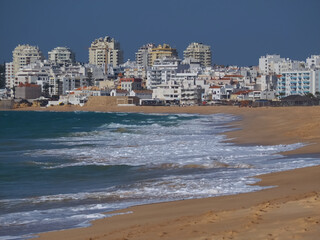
[1,111,320,239]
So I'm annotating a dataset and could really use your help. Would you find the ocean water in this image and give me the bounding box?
[0,111,320,239]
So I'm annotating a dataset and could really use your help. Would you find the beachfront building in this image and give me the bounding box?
[89,36,124,72]
[277,70,320,97]
[135,43,156,68]
[180,85,203,105]
[12,44,44,77]
[152,80,180,104]
[129,90,153,100]
[15,83,42,99]
[183,42,212,67]
[48,47,76,65]
[152,79,203,105]
[149,44,178,66]
[14,62,50,93]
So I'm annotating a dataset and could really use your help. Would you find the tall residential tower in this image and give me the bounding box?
[149,44,178,66]
[89,36,124,72]
[12,44,44,76]
[48,47,75,65]
[183,42,212,67]
[135,43,156,68]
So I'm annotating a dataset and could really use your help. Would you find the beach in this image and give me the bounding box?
[9,105,320,239]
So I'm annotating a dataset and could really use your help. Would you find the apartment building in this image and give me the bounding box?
[147,57,181,89]
[5,62,14,88]
[259,54,304,75]
[277,70,320,97]
[183,42,212,67]
[119,77,142,92]
[149,44,178,66]
[135,43,156,67]
[89,36,124,71]
[306,55,320,68]
[12,44,44,77]
[48,47,76,65]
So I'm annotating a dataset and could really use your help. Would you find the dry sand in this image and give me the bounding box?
[13,104,320,240]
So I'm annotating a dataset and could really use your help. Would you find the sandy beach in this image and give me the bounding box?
[13,105,319,239]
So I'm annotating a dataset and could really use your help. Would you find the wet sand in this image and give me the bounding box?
[12,105,320,239]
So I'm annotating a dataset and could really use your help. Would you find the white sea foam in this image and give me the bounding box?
[3,113,320,239]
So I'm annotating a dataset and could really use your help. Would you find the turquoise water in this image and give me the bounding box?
[0,111,319,239]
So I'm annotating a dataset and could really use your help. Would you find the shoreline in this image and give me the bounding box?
[8,105,320,155]
[37,165,320,240]
[4,105,320,239]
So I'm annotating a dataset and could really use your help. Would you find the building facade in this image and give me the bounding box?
[135,43,156,68]
[277,70,320,97]
[306,55,320,69]
[119,77,142,92]
[259,54,304,75]
[89,36,124,72]
[12,44,44,77]
[183,42,212,67]
[147,57,181,89]
[15,83,41,99]
[149,44,178,66]
[5,62,14,89]
[48,47,76,65]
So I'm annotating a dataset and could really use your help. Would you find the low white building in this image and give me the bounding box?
[152,80,180,104]
[129,90,153,100]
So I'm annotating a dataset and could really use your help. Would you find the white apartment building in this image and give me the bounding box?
[306,55,320,68]
[48,47,75,65]
[259,54,304,75]
[15,64,50,92]
[147,57,181,89]
[259,55,283,74]
[152,79,203,105]
[180,84,203,105]
[121,60,147,80]
[152,80,180,103]
[89,36,124,71]
[135,43,156,68]
[12,44,44,77]
[183,42,212,67]
[5,62,14,88]
[277,70,320,97]
[12,61,88,96]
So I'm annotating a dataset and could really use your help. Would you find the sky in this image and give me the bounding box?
[1,0,320,66]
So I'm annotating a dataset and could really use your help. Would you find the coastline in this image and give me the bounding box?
[8,105,320,239]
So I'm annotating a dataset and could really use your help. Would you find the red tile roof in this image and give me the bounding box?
[224,74,244,78]
[18,83,40,88]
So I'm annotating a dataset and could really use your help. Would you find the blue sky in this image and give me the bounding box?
[1,0,320,66]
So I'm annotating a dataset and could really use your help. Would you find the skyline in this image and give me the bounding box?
[1,0,320,66]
